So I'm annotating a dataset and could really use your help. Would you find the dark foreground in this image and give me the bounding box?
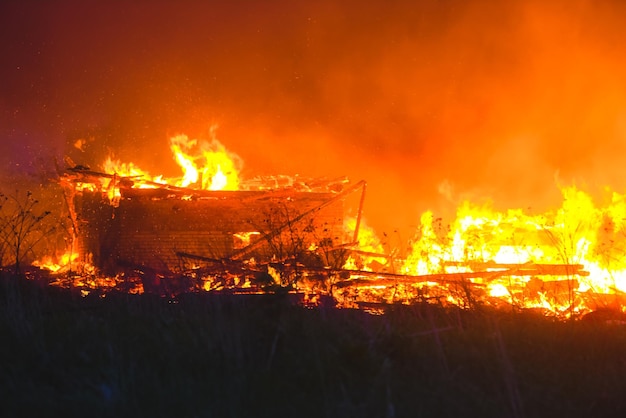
[2,275,626,418]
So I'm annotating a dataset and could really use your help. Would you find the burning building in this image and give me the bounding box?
[60,135,366,282]
[67,174,362,275]
[43,134,626,319]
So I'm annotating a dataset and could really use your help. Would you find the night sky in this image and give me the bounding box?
[2,0,626,237]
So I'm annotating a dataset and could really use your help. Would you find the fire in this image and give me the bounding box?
[343,217,388,271]
[86,133,241,198]
[57,134,626,317]
[32,250,79,273]
[169,134,240,191]
[170,135,200,187]
[387,184,626,316]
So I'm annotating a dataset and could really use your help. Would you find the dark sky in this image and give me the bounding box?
[2,0,626,237]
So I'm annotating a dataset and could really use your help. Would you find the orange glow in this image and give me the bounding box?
[33,250,79,273]
[380,184,626,316]
[62,134,626,317]
[83,132,241,199]
[343,217,388,271]
[169,134,240,191]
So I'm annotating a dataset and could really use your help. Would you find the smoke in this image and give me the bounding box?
[2,0,626,237]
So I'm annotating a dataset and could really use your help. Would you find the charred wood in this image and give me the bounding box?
[334,263,589,289]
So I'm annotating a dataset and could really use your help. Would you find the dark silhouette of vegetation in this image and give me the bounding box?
[0,190,58,275]
[252,202,347,290]
[1,285,626,418]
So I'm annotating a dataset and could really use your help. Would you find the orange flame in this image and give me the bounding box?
[386,184,626,316]
[344,217,388,271]
[168,134,241,191]
[92,132,241,197]
[66,134,626,316]
[33,250,79,273]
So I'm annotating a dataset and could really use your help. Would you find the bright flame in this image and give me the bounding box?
[170,135,200,187]
[67,134,626,317]
[343,217,388,271]
[169,134,240,191]
[332,184,626,317]
[386,184,626,316]
[87,131,241,198]
[210,165,227,190]
[33,250,79,273]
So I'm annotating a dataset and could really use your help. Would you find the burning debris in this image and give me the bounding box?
[66,169,360,277]
[52,134,366,298]
[23,134,626,319]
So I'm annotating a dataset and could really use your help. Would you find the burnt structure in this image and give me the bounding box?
[60,168,600,317]
[63,169,365,275]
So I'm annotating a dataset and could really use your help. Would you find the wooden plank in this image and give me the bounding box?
[334,263,589,289]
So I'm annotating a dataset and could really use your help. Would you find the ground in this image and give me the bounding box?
[1,273,626,418]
